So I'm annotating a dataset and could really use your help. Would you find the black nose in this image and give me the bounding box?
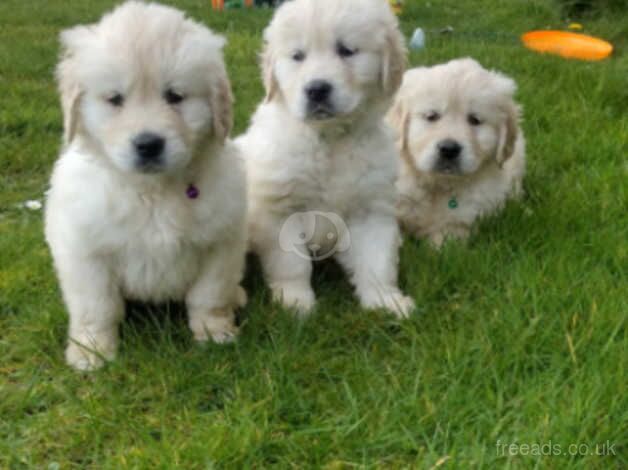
[438,139,462,160]
[305,80,333,103]
[133,132,165,161]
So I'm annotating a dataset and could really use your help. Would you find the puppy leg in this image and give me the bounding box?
[429,225,470,248]
[187,237,247,343]
[58,257,123,371]
[260,247,315,316]
[428,231,446,249]
[250,213,315,315]
[337,214,415,318]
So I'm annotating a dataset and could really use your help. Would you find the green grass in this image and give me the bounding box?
[1,0,627,468]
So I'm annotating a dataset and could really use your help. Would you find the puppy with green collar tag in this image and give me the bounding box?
[388,58,526,248]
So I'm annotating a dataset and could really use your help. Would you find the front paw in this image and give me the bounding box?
[189,307,239,343]
[429,227,470,249]
[234,285,247,308]
[270,281,316,317]
[361,288,416,319]
[65,330,118,371]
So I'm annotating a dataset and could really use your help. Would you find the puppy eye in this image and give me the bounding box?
[164,89,185,105]
[107,93,124,107]
[336,42,357,58]
[292,50,306,62]
[468,114,482,126]
[425,111,440,122]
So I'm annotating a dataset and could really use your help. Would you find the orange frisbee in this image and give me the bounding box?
[521,30,613,61]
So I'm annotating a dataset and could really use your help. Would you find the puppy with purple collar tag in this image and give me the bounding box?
[45,1,247,370]
[388,58,526,247]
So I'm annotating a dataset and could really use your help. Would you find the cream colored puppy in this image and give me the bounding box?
[389,58,526,247]
[236,0,415,317]
[45,2,247,370]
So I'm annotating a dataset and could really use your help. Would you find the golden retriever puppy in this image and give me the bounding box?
[389,58,526,247]
[45,2,247,370]
[235,0,415,318]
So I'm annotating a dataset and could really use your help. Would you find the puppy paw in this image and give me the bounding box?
[361,289,416,319]
[271,281,316,317]
[189,307,239,343]
[65,331,118,371]
[236,286,248,307]
[429,228,470,248]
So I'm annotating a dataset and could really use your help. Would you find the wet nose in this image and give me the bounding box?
[133,132,165,161]
[437,139,462,160]
[305,80,333,103]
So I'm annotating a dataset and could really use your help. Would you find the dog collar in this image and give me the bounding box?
[186,184,199,199]
[448,196,458,209]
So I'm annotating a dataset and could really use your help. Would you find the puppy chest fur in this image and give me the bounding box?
[397,161,519,239]
[242,105,397,219]
[108,196,209,301]
[46,148,238,303]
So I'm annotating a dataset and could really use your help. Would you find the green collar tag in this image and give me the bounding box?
[448,196,458,209]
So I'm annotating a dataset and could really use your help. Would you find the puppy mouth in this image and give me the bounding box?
[134,161,167,174]
[306,105,336,121]
[432,161,463,175]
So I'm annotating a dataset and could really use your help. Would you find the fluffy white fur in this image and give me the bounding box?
[236,0,415,317]
[45,1,247,370]
[389,58,526,247]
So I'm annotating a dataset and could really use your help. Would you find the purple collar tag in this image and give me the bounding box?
[186,184,199,200]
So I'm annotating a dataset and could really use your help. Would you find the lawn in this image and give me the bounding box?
[0,0,626,468]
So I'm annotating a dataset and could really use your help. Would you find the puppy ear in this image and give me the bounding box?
[198,32,233,141]
[496,103,519,166]
[387,97,409,154]
[261,42,278,102]
[56,26,91,145]
[211,68,234,141]
[489,71,519,166]
[381,24,407,97]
